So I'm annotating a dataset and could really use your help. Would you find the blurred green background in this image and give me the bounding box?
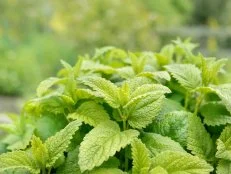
[0,0,231,100]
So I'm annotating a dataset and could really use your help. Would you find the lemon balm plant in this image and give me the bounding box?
[0,39,231,174]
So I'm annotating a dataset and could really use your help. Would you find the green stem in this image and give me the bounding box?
[184,91,190,110]
[42,168,46,174]
[123,120,128,172]
[194,94,204,116]
[47,168,51,174]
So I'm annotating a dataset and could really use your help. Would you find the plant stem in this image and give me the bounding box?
[123,120,128,172]
[184,91,190,110]
[47,168,52,174]
[42,168,46,174]
[194,94,204,116]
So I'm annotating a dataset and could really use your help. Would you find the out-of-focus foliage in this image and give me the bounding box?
[0,0,193,96]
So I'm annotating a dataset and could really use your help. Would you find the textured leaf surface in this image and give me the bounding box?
[89,168,126,174]
[80,76,120,108]
[152,151,213,174]
[201,57,227,85]
[142,133,185,157]
[149,166,168,174]
[37,77,61,97]
[45,120,82,167]
[187,115,215,161]
[31,136,48,168]
[216,125,231,160]
[212,84,231,114]
[139,71,171,82]
[81,60,115,74]
[68,101,110,127]
[217,160,231,174]
[131,139,151,174]
[200,102,231,126]
[0,151,39,174]
[78,121,139,172]
[165,64,202,90]
[151,111,189,147]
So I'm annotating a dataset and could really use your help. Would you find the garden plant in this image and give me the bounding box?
[0,39,231,173]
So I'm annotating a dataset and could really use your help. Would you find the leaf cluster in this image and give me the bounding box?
[0,39,231,173]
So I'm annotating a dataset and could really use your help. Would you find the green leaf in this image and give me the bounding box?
[131,139,151,174]
[130,52,146,74]
[217,160,231,174]
[200,102,231,126]
[165,64,202,90]
[152,151,213,174]
[35,114,68,141]
[138,71,171,82]
[212,84,231,114]
[126,77,153,92]
[56,147,81,174]
[36,77,61,97]
[216,125,231,160]
[24,93,75,115]
[81,60,115,74]
[187,115,215,161]
[89,168,126,174]
[44,120,82,167]
[80,76,120,108]
[149,166,168,174]
[78,121,139,172]
[150,111,189,147]
[5,125,34,151]
[123,84,170,129]
[0,151,39,174]
[68,101,110,127]
[126,93,165,129]
[100,157,120,168]
[142,133,185,157]
[116,67,135,79]
[128,84,171,100]
[31,136,48,168]
[201,56,227,86]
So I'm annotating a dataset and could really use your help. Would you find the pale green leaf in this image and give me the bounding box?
[45,120,82,167]
[78,121,139,172]
[126,77,153,92]
[165,64,202,90]
[149,166,168,174]
[0,151,39,174]
[131,139,151,174]
[36,77,61,97]
[138,71,171,82]
[201,57,227,85]
[89,168,126,174]
[212,84,231,114]
[142,133,185,157]
[200,102,231,126]
[31,136,48,168]
[216,125,231,160]
[187,115,215,161]
[116,67,135,79]
[80,76,120,108]
[126,93,165,129]
[81,60,115,74]
[152,151,213,174]
[217,160,231,174]
[68,101,110,127]
[149,111,189,147]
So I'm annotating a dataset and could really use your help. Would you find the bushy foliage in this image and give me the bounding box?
[1,39,231,173]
